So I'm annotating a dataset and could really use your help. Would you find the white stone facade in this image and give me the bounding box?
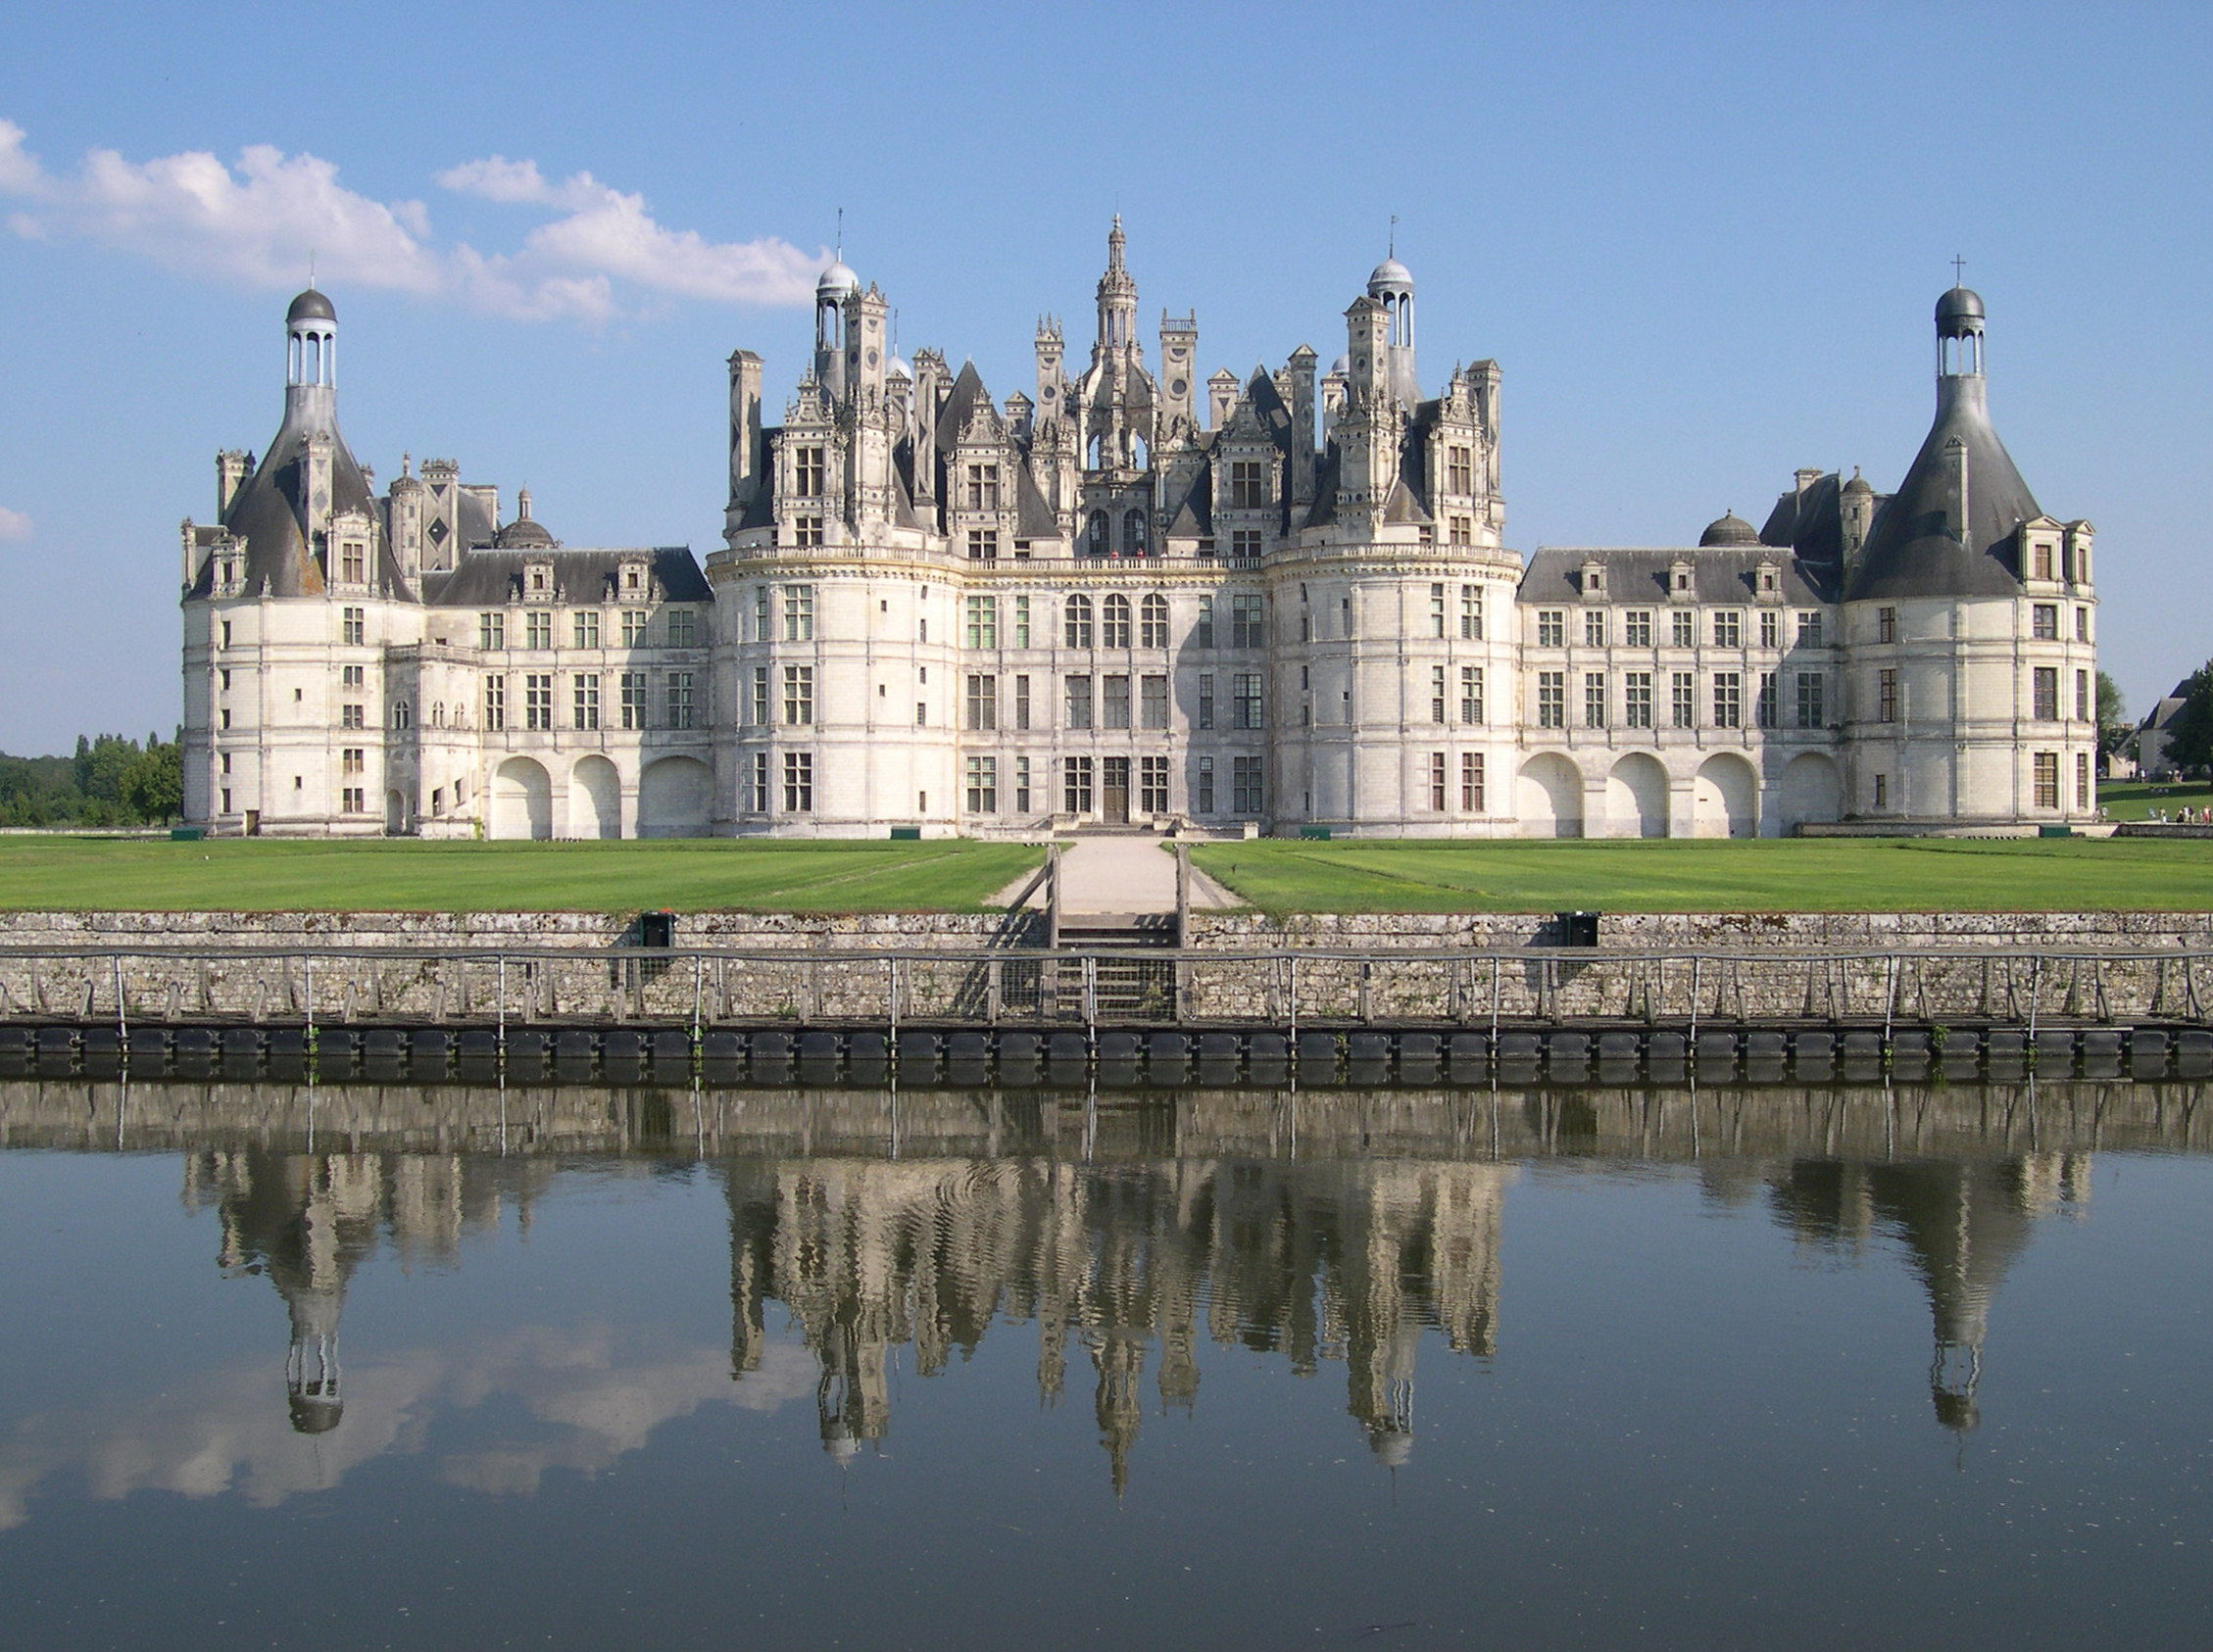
[179,237,2098,839]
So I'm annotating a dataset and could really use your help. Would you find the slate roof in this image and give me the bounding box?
[418,547,711,607]
[192,404,413,601]
[1520,546,1826,607]
[1846,375,2040,603]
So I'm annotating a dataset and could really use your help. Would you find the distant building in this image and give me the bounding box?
[179,231,2101,837]
[2136,681,2195,778]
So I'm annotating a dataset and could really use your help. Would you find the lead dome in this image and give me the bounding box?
[817,262,860,299]
[1936,285,1986,337]
[1699,510,1762,548]
[286,287,335,325]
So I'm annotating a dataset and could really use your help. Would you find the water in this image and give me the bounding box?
[2,1078,2210,1650]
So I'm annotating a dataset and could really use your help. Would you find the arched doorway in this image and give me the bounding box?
[1605,753,1670,839]
[1778,753,1844,833]
[491,757,552,841]
[1694,753,1758,838]
[1516,753,1584,839]
[571,755,621,840]
[638,756,713,838]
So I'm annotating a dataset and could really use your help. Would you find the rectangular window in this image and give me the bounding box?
[753,587,769,642]
[1141,674,1169,730]
[1759,610,1780,649]
[750,666,769,727]
[1878,606,1897,644]
[525,674,553,731]
[668,607,699,649]
[1230,460,1265,509]
[2076,751,2091,811]
[337,704,361,730]
[483,675,506,731]
[1429,752,1449,811]
[2034,665,2059,721]
[1196,596,1215,650]
[1755,671,1778,728]
[2032,603,2059,640]
[783,664,813,726]
[1460,585,1484,640]
[1584,609,1606,648]
[2075,607,2090,643]
[1432,665,1449,725]
[2075,668,2090,723]
[1621,609,1651,648]
[965,755,998,814]
[1232,756,1264,816]
[526,610,553,650]
[343,607,365,647]
[620,609,648,647]
[1197,672,1215,730]
[1103,674,1131,729]
[1013,595,1031,648]
[1233,672,1263,730]
[1063,756,1094,814]
[966,595,997,649]
[1140,755,1169,815]
[1671,671,1696,728]
[1879,667,1899,722]
[1014,756,1032,813]
[1795,672,1825,729]
[1450,515,1472,547]
[1584,672,1606,728]
[1460,665,1484,725]
[966,673,997,731]
[1713,610,1742,648]
[750,752,769,813]
[794,446,826,497]
[1671,609,1696,649]
[784,752,813,812]
[1231,528,1263,560]
[1624,671,1652,728]
[1447,446,1474,494]
[1796,610,1824,647]
[2034,751,2060,810]
[1460,753,1485,812]
[1140,599,1168,650]
[1711,672,1742,728]
[1874,773,1889,809]
[967,527,1000,561]
[1232,595,1265,650]
[1014,674,1032,731]
[340,788,363,814]
[2034,541,2054,580]
[619,671,647,730]
[1537,671,1565,728]
[479,612,505,651]
[1065,675,1094,730]
[1342,596,1352,637]
[573,610,601,650]
[966,463,1001,510]
[667,671,696,730]
[341,748,365,775]
[795,518,824,555]
[1537,609,1564,648]
[1431,584,1448,639]
[572,673,600,730]
[784,585,814,641]
[1196,755,1215,814]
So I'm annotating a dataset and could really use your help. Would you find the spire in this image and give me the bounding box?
[1107,212,1125,272]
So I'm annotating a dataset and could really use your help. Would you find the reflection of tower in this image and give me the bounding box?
[1768,1154,2090,1432]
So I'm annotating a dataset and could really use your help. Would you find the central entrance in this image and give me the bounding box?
[1102,756,1131,824]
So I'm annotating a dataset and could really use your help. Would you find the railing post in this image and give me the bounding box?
[1288,954,1300,1042]
[1690,956,1702,1044]
[302,954,314,1052]
[692,954,704,1050]
[114,955,127,1050]
[496,953,507,1063]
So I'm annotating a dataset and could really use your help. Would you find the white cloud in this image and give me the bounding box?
[0,121,819,321]
[0,507,30,543]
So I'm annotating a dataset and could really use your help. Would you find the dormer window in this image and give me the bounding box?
[1670,561,1695,597]
[526,562,552,598]
[1756,563,1779,596]
[1581,562,1606,598]
[2033,541,2055,580]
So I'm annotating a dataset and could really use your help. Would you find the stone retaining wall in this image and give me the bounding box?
[1188,909,2213,949]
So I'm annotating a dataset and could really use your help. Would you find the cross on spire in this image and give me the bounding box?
[1951,253,1967,288]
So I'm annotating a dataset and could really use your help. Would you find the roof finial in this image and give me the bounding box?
[1951,253,1967,288]
[308,249,317,290]
[835,207,843,263]
[1389,214,1398,258]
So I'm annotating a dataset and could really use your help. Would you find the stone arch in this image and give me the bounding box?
[491,757,552,841]
[570,754,621,840]
[1694,753,1759,839]
[384,789,408,836]
[1777,752,1844,833]
[1605,753,1670,839]
[1516,753,1584,839]
[638,755,713,839]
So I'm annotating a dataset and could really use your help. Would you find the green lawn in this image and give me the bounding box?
[0,838,1042,913]
[2097,781,2213,821]
[1191,837,2213,914]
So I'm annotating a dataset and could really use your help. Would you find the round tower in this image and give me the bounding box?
[284,287,337,430]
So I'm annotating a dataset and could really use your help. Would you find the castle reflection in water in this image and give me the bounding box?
[8,1079,2158,1488]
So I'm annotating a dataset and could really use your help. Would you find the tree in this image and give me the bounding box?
[123,741,183,824]
[2163,663,2213,777]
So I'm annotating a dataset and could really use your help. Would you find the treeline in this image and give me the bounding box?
[0,734,183,827]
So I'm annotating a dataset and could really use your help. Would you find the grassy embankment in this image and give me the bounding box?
[1190,837,2213,915]
[2097,781,2213,820]
[0,838,1042,913]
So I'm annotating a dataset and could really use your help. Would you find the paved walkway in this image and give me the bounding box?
[991,836,1240,915]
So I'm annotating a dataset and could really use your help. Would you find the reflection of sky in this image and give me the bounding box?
[0,1328,817,1529]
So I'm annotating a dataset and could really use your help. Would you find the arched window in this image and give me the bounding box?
[1087,510,1109,557]
[392,700,412,731]
[1141,594,1169,649]
[1123,509,1147,556]
[1063,594,1095,649]
[1102,594,1132,649]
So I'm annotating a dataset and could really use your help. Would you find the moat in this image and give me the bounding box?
[2,1078,2208,1649]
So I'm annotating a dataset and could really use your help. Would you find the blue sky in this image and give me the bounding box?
[1,0,2207,753]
